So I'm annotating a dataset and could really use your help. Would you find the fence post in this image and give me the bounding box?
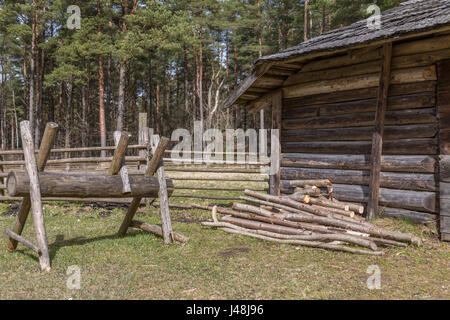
[0,155,4,196]
[269,91,282,196]
[138,113,149,171]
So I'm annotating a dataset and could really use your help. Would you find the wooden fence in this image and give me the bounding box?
[0,138,270,208]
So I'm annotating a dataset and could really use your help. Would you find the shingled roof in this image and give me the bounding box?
[224,0,450,109]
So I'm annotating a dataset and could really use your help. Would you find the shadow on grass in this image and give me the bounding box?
[8,230,149,263]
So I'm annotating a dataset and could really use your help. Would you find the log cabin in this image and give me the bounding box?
[224,0,450,241]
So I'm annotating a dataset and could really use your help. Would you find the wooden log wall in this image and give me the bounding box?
[438,59,450,240]
[278,35,450,224]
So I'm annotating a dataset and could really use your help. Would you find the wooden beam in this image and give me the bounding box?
[367,43,393,221]
[5,229,41,254]
[247,89,282,114]
[223,62,274,109]
[7,122,58,252]
[19,120,51,271]
[282,65,436,99]
[111,131,131,194]
[151,135,173,244]
[269,91,282,196]
[117,135,170,237]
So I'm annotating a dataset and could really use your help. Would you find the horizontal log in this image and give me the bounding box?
[4,229,41,253]
[281,123,437,142]
[165,167,264,173]
[0,144,148,156]
[283,81,436,108]
[380,207,437,224]
[130,220,189,243]
[171,194,243,201]
[7,172,173,198]
[331,184,436,213]
[219,225,383,255]
[283,91,435,117]
[217,217,377,250]
[281,154,437,173]
[283,60,381,86]
[283,66,436,99]
[440,156,450,182]
[441,199,450,216]
[174,185,267,192]
[281,138,438,155]
[393,34,450,57]
[300,47,382,73]
[0,156,147,166]
[440,182,450,199]
[441,233,450,242]
[392,48,450,69]
[285,50,450,91]
[281,168,436,191]
[297,35,450,73]
[441,128,450,155]
[282,108,436,130]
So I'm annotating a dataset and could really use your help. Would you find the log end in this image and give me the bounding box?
[411,236,422,247]
[302,195,311,204]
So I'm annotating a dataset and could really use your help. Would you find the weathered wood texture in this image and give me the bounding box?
[281,154,436,173]
[282,66,436,99]
[367,43,393,220]
[279,57,438,223]
[117,135,170,237]
[7,122,58,252]
[438,60,450,240]
[282,139,437,155]
[437,60,450,155]
[7,172,174,198]
[112,131,131,194]
[269,91,282,196]
[327,184,436,213]
[19,121,51,271]
[282,124,437,142]
[282,108,436,130]
[151,135,174,244]
[283,92,436,119]
[281,168,436,191]
[5,229,41,253]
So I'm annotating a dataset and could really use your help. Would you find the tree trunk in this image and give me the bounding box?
[29,1,38,144]
[304,0,308,41]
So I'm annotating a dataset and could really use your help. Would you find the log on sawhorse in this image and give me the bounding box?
[5,121,57,271]
[5,123,187,271]
[117,134,182,244]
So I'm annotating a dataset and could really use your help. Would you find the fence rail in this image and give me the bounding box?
[0,146,269,204]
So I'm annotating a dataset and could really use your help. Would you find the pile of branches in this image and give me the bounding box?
[194,181,421,255]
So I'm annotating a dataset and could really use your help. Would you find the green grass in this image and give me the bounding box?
[0,176,449,300]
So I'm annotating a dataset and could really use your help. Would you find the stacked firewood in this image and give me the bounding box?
[194,180,421,255]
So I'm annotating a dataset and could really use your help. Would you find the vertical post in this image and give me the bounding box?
[0,155,4,196]
[440,156,450,241]
[151,135,173,244]
[437,60,450,241]
[138,113,149,171]
[367,43,393,221]
[7,122,58,251]
[269,90,282,196]
[117,135,170,238]
[111,131,132,194]
[19,120,51,271]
